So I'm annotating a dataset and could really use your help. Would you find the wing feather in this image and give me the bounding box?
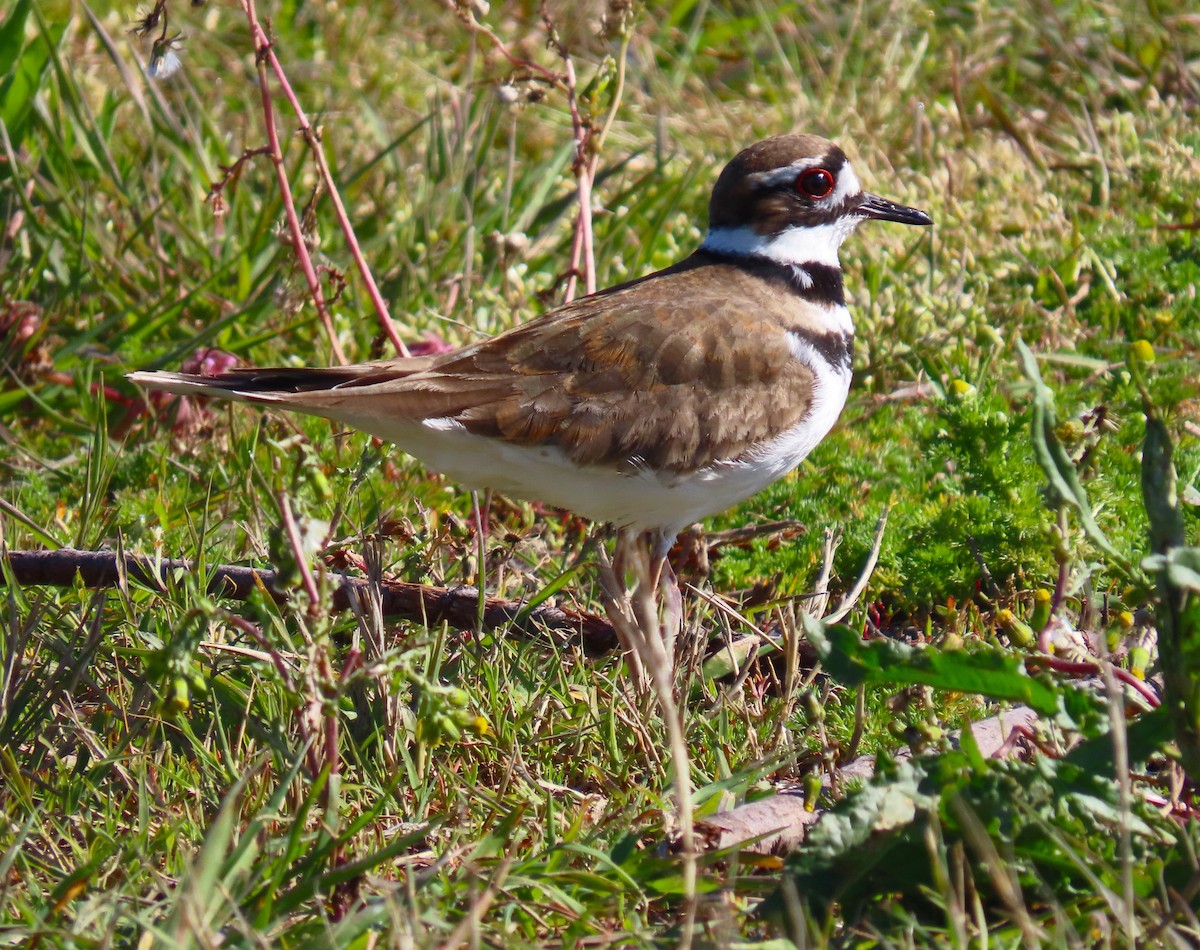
[131,254,824,473]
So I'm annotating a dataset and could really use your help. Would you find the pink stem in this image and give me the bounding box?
[239,0,347,364]
[253,28,409,357]
[1027,655,1161,708]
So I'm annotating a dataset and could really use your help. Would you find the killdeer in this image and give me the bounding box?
[130,134,931,559]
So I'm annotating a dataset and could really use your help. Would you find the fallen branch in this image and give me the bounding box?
[1,548,617,655]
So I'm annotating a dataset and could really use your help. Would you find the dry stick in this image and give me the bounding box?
[238,0,347,365]
[567,28,631,301]
[275,492,342,829]
[302,126,409,357]
[807,526,840,621]
[538,7,592,304]
[1,548,618,654]
[276,492,323,610]
[562,58,596,302]
[824,506,889,624]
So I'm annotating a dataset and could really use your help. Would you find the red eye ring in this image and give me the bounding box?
[797,168,835,199]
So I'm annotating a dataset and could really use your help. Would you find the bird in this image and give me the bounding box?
[129,134,931,575]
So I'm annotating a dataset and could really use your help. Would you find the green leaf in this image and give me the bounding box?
[0,0,31,77]
[1015,338,1126,568]
[803,613,1064,716]
[1142,414,1186,553]
[0,7,62,151]
[1064,707,1172,774]
[1142,414,1200,780]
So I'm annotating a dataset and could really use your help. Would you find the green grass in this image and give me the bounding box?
[3,0,1200,945]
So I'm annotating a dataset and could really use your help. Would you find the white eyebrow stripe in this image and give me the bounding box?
[747,157,825,189]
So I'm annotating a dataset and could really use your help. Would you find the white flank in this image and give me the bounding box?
[300,329,853,541]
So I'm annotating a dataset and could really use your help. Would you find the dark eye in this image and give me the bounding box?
[797,168,835,199]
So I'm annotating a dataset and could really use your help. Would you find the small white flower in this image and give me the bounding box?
[148,34,184,80]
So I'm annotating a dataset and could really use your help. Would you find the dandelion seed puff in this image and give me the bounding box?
[148,49,182,79]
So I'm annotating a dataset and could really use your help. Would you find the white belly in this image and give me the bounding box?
[332,356,852,538]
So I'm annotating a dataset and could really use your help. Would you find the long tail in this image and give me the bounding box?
[128,355,503,433]
[127,366,380,406]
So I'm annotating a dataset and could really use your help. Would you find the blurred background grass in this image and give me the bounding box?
[2,0,1200,944]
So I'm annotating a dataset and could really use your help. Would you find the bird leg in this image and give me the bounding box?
[629,537,660,651]
[600,528,683,678]
[596,529,647,684]
[658,561,682,660]
[610,527,637,600]
[650,528,682,660]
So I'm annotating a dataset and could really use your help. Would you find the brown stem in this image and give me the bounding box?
[234,0,408,355]
[288,94,408,356]
[440,0,565,86]
[276,492,323,610]
[561,58,595,302]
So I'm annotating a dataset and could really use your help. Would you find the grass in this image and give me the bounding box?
[3,0,1200,945]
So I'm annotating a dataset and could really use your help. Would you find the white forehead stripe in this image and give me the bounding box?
[833,166,861,203]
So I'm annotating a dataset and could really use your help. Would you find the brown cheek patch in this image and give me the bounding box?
[753,192,804,236]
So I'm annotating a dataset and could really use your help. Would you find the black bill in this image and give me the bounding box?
[857,193,933,226]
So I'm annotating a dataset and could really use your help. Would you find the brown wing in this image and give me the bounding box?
[183,255,820,473]
[417,257,819,473]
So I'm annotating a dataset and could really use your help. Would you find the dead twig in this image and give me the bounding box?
[824,506,889,624]
[1,548,617,654]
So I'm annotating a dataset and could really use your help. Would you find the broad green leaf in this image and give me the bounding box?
[0,9,62,151]
[0,0,32,78]
[1015,338,1126,568]
[803,613,1063,716]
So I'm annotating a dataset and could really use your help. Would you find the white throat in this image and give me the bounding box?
[701,217,862,269]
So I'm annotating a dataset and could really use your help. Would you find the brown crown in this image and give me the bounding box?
[707,134,853,234]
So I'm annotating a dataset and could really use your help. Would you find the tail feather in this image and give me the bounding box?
[126,360,506,430]
[128,367,377,402]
